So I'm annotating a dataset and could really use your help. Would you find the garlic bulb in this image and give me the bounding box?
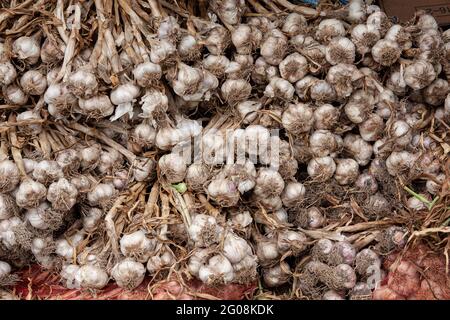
[207,177,239,207]
[132,123,156,148]
[279,53,308,83]
[202,55,230,78]
[68,69,98,98]
[358,113,384,141]
[260,29,287,66]
[0,194,18,220]
[3,85,28,105]
[281,182,306,208]
[0,261,11,279]
[309,130,339,157]
[355,172,378,193]
[326,63,362,99]
[75,265,109,290]
[371,39,401,66]
[83,207,103,232]
[211,0,245,26]
[344,134,373,166]
[15,179,47,209]
[111,258,146,289]
[390,120,412,147]
[277,230,307,254]
[25,202,51,230]
[47,178,78,211]
[386,151,417,176]
[314,104,340,130]
[282,103,314,135]
[188,214,224,247]
[366,11,390,36]
[140,89,169,118]
[221,79,251,105]
[120,230,156,263]
[198,255,234,284]
[12,36,40,64]
[263,262,290,287]
[55,239,75,260]
[310,80,336,102]
[325,37,355,65]
[204,24,230,55]
[33,160,64,185]
[186,163,210,191]
[344,90,375,124]
[222,232,252,264]
[236,100,262,124]
[404,60,436,90]
[334,159,359,185]
[253,168,284,199]
[110,83,141,120]
[0,61,17,86]
[231,24,262,55]
[133,62,162,87]
[150,38,176,64]
[0,160,20,193]
[282,13,307,37]
[44,83,77,119]
[307,157,336,182]
[316,19,346,43]
[423,79,449,106]
[158,153,186,183]
[20,70,47,95]
[351,24,380,55]
[87,183,117,207]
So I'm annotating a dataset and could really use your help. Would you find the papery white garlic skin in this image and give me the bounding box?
[260,29,288,66]
[281,182,306,207]
[68,70,98,98]
[120,230,156,262]
[133,157,154,182]
[0,160,21,193]
[111,259,146,289]
[87,183,117,206]
[334,158,359,185]
[207,178,239,207]
[3,85,28,105]
[55,239,74,260]
[47,178,78,211]
[279,53,309,83]
[316,19,346,43]
[371,39,401,66]
[188,214,224,247]
[25,202,51,230]
[198,255,234,284]
[0,61,17,86]
[263,262,290,287]
[404,61,436,90]
[386,151,417,176]
[78,95,114,119]
[20,70,47,95]
[83,207,103,232]
[75,265,109,290]
[185,163,210,191]
[325,37,355,65]
[282,13,307,37]
[307,157,336,181]
[0,261,12,278]
[15,179,47,209]
[33,160,64,185]
[222,232,252,264]
[13,36,40,64]
[282,103,314,134]
[159,153,187,184]
[133,62,162,87]
[221,79,252,105]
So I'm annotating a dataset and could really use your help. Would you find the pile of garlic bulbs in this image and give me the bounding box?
[0,0,449,300]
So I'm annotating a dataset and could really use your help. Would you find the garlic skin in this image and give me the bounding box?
[344,134,373,166]
[314,104,340,131]
[0,261,11,279]
[55,239,75,260]
[133,157,154,182]
[236,100,262,124]
[264,77,295,101]
[325,37,356,65]
[371,39,401,66]
[188,214,224,247]
[0,61,17,86]
[282,13,307,37]
[20,70,47,95]
[15,179,47,209]
[355,172,378,193]
[282,103,314,135]
[390,120,412,147]
[110,83,141,121]
[150,38,176,64]
[155,127,183,151]
[111,258,146,290]
[423,79,449,106]
[281,182,306,208]
[351,24,380,55]
[263,262,291,287]
[25,202,51,230]
[87,183,117,207]
[404,61,436,90]
[44,83,77,119]
[133,62,162,87]
[140,89,169,118]
[279,53,309,83]
[221,79,251,105]
[132,123,156,149]
[207,178,239,207]
[47,178,78,211]
[68,70,98,98]
[120,230,156,263]
[309,130,339,157]
[310,80,336,102]
[185,163,210,192]
[344,90,375,124]
[83,207,103,232]
[211,0,245,26]
[307,157,336,182]
[198,254,235,284]
[0,194,18,220]
[33,160,64,185]
[386,151,417,176]
[12,36,40,64]
[75,265,109,290]
[334,159,359,185]
[231,24,262,55]
[359,113,384,142]
[77,95,114,119]
[277,230,307,254]
[253,168,285,199]
[202,55,230,78]
[3,85,28,105]
[0,160,21,193]
[366,11,390,36]
[260,29,288,66]
[316,19,346,43]
[222,232,253,264]
[326,63,362,99]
